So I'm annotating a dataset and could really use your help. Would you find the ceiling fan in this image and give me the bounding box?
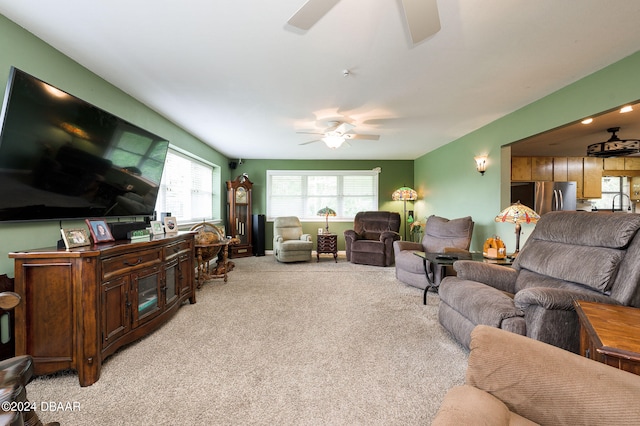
[587,127,640,157]
[298,121,380,149]
[287,0,441,44]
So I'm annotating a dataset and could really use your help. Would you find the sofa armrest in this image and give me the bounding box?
[514,287,616,311]
[300,234,312,241]
[274,235,283,243]
[394,240,421,251]
[452,261,518,293]
[344,229,358,241]
[464,325,640,425]
[379,230,400,242]
[393,240,422,257]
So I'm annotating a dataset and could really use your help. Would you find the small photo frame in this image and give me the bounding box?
[149,220,164,235]
[164,216,178,234]
[85,218,115,243]
[60,228,91,249]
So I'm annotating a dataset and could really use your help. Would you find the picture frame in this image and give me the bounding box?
[149,220,164,235]
[85,218,115,243]
[164,216,179,234]
[60,228,91,249]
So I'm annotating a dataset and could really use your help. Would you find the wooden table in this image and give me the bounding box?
[317,233,338,262]
[195,240,230,288]
[574,300,640,375]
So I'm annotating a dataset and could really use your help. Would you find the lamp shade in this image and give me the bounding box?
[392,187,417,201]
[317,206,336,217]
[495,202,540,224]
[317,207,336,233]
[495,201,540,256]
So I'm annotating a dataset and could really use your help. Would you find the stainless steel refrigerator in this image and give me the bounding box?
[510,181,577,215]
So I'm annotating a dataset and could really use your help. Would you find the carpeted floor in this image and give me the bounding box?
[28,253,468,425]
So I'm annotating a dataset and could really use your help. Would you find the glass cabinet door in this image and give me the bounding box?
[132,265,161,327]
[164,259,179,307]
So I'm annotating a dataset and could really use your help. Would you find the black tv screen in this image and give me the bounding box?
[0,67,169,222]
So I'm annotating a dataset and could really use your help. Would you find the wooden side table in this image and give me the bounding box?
[317,233,338,262]
[574,300,640,375]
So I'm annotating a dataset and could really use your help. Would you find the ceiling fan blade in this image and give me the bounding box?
[296,131,325,135]
[401,0,441,44]
[344,134,380,141]
[299,139,321,145]
[287,0,341,30]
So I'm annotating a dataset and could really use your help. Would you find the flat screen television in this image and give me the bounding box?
[0,67,170,222]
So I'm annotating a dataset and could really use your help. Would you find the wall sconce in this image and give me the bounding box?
[474,155,488,176]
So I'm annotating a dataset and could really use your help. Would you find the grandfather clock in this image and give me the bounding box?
[226,174,253,258]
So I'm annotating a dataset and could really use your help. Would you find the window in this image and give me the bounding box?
[155,148,221,224]
[266,170,379,221]
[590,176,631,211]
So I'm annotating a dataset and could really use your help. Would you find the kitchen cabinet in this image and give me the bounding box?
[553,157,568,181]
[603,157,625,170]
[531,157,553,181]
[583,157,603,198]
[511,157,532,181]
[631,177,640,201]
[567,157,585,199]
[624,158,640,170]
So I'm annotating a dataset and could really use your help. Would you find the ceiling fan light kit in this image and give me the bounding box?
[298,120,380,149]
[586,127,640,157]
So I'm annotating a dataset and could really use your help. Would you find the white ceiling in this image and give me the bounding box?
[2,1,640,160]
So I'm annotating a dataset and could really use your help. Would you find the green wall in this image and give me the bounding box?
[2,11,639,274]
[414,50,640,253]
[0,15,230,276]
[229,159,414,251]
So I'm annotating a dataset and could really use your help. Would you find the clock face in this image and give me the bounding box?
[235,187,247,204]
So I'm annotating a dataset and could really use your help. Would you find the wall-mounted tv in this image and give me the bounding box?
[0,67,170,222]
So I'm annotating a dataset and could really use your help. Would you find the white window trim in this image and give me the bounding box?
[266,169,379,222]
[155,145,222,227]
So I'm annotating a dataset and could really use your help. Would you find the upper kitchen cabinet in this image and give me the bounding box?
[531,157,553,181]
[511,157,532,181]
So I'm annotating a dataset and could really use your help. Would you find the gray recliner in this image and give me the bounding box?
[394,215,474,289]
[273,216,313,263]
[438,211,640,353]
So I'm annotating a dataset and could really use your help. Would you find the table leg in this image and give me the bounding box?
[222,244,229,282]
[196,248,205,289]
[423,257,447,305]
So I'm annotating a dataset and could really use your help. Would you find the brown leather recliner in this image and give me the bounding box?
[344,211,401,266]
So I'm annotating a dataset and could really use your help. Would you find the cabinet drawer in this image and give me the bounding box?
[164,239,192,260]
[102,248,162,279]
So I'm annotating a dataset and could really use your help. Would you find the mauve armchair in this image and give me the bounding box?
[344,211,401,267]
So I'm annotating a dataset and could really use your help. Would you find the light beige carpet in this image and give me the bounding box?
[29,254,468,425]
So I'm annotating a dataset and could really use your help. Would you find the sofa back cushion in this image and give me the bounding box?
[515,240,623,292]
[514,212,640,294]
[353,211,401,240]
[422,215,474,253]
[274,216,303,241]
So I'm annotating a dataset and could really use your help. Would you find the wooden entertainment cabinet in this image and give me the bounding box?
[9,232,196,387]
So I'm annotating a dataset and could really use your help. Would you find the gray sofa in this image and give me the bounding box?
[438,211,640,353]
[393,215,474,289]
[433,325,640,426]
